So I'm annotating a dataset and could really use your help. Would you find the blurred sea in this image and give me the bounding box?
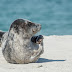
[0,0,72,35]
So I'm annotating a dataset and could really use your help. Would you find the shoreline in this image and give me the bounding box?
[0,35,72,72]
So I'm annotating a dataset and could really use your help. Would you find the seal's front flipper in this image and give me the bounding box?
[31,35,44,44]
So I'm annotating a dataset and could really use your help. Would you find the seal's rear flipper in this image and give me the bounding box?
[0,31,5,46]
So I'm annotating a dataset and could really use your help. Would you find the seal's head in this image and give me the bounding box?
[9,19,41,37]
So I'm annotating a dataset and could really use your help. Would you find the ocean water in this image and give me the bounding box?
[0,0,72,36]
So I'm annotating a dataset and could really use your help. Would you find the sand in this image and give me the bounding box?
[0,35,72,72]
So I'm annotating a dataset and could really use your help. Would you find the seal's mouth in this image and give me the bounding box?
[32,24,41,34]
[32,29,36,34]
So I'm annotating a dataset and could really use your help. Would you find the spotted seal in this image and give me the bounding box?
[1,19,44,64]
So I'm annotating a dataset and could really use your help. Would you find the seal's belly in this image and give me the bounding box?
[29,44,43,62]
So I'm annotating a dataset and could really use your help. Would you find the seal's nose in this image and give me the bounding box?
[37,24,41,29]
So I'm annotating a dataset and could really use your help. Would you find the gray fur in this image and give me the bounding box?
[1,19,44,64]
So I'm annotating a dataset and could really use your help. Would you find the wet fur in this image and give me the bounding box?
[1,19,44,64]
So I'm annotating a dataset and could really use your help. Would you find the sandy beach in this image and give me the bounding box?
[0,35,72,72]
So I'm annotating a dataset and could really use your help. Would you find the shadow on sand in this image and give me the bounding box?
[37,58,66,63]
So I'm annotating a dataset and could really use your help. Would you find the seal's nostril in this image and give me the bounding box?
[37,24,39,27]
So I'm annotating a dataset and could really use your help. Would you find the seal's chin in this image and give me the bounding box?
[32,28,41,34]
[32,29,36,33]
[32,29,37,34]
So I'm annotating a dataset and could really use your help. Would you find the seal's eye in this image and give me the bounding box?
[28,22,32,27]
[28,22,35,27]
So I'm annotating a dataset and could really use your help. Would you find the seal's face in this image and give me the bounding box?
[10,19,41,37]
[27,21,41,35]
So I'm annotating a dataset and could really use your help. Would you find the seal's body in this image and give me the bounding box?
[1,19,44,64]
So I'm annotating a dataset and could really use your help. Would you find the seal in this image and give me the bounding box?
[31,35,44,44]
[1,19,44,64]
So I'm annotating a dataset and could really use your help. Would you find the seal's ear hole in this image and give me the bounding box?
[28,22,32,27]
